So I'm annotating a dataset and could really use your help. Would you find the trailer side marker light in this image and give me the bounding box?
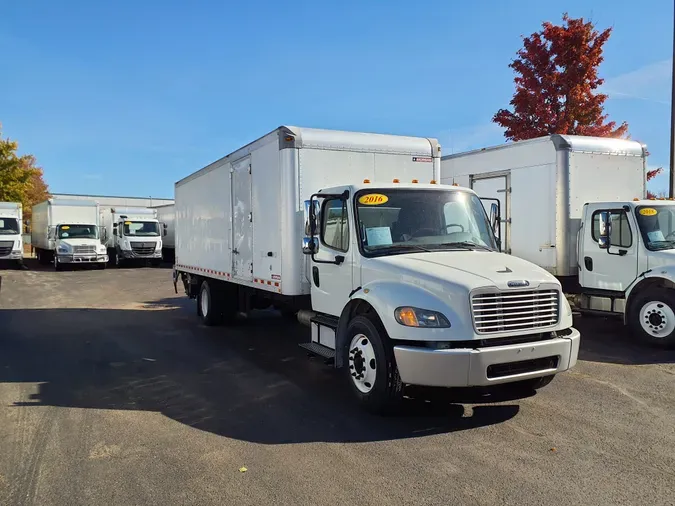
[430,180,437,184]
[411,179,419,183]
[392,179,400,183]
[284,136,293,142]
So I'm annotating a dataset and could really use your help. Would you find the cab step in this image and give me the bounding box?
[299,342,335,360]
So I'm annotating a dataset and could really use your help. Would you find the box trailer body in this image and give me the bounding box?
[175,126,441,297]
[31,199,108,269]
[153,204,175,262]
[100,206,163,266]
[174,126,579,412]
[441,135,646,277]
[0,202,24,266]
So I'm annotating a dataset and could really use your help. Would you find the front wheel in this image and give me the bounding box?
[630,289,675,348]
[343,315,403,414]
[54,256,62,271]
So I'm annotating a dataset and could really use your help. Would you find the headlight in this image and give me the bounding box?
[57,246,70,254]
[394,307,451,328]
[156,241,162,250]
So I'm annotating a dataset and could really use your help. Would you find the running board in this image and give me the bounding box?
[299,342,336,360]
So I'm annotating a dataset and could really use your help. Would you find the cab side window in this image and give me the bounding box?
[321,198,349,252]
[592,210,632,248]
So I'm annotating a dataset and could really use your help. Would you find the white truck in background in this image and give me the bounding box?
[153,203,174,263]
[32,199,108,270]
[100,206,164,267]
[173,126,580,413]
[0,202,24,268]
[442,134,675,349]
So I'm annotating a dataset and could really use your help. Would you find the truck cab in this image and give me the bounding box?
[301,182,580,410]
[0,202,24,268]
[577,199,675,347]
[103,208,165,267]
[49,222,108,270]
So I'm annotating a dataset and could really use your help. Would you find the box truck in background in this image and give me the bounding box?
[153,203,174,262]
[0,202,24,268]
[442,135,675,348]
[173,126,580,413]
[31,199,108,270]
[100,206,164,267]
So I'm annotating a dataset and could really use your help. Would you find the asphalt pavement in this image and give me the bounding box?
[0,261,673,506]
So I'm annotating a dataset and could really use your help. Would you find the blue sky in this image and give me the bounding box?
[0,0,672,198]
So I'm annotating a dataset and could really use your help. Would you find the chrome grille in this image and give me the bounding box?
[471,289,560,334]
[131,242,155,256]
[73,245,96,255]
[0,241,13,256]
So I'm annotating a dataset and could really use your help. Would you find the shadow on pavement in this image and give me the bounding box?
[0,300,522,444]
[574,314,675,365]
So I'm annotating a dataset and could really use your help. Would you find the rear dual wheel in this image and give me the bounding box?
[197,279,237,326]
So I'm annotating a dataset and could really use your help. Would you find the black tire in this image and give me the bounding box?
[629,288,675,349]
[343,315,403,414]
[54,256,62,272]
[151,259,162,268]
[114,251,125,268]
[96,263,106,270]
[197,280,224,326]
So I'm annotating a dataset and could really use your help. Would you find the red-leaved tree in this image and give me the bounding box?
[493,14,628,141]
[646,167,663,199]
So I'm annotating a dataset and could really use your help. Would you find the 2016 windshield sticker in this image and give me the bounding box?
[124,221,132,225]
[359,194,389,205]
[61,226,70,230]
[639,208,657,216]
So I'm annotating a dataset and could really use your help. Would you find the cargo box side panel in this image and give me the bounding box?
[251,140,282,288]
[298,149,436,203]
[176,162,232,276]
[31,202,50,250]
[157,206,175,249]
[510,164,557,273]
[441,137,556,184]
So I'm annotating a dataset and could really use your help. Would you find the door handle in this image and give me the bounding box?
[312,266,320,287]
[584,256,593,271]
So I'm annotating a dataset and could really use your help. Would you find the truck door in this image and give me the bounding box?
[231,156,254,281]
[579,205,639,292]
[471,173,509,253]
[310,196,354,317]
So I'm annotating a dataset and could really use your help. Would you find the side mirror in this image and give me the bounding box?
[488,202,500,234]
[162,222,168,236]
[113,228,117,237]
[303,199,321,236]
[302,237,319,255]
[598,211,611,249]
[47,227,54,240]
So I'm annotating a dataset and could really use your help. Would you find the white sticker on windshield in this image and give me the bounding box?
[366,227,393,246]
[648,230,665,242]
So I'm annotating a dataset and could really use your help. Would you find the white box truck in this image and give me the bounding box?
[153,203,174,262]
[0,202,24,268]
[442,134,675,348]
[32,199,108,270]
[100,206,164,267]
[173,126,580,413]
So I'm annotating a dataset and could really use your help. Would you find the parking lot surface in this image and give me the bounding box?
[0,262,673,506]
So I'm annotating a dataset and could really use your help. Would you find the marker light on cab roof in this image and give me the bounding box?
[393,179,400,183]
[430,179,437,184]
[363,179,370,184]
[412,179,419,183]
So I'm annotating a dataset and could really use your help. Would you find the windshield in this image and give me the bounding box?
[355,189,497,256]
[123,221,160,237]
[0,218,20,235]
[636,205,675,250]
[58,224,99,240]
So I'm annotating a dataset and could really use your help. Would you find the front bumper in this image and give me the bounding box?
[57,254,108,264]
[118,249,162,259]
[393,328,581,388]
[0,251,23,261]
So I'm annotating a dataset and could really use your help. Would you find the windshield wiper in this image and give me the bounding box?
[369,244,432,253]
[437,241,492,251]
